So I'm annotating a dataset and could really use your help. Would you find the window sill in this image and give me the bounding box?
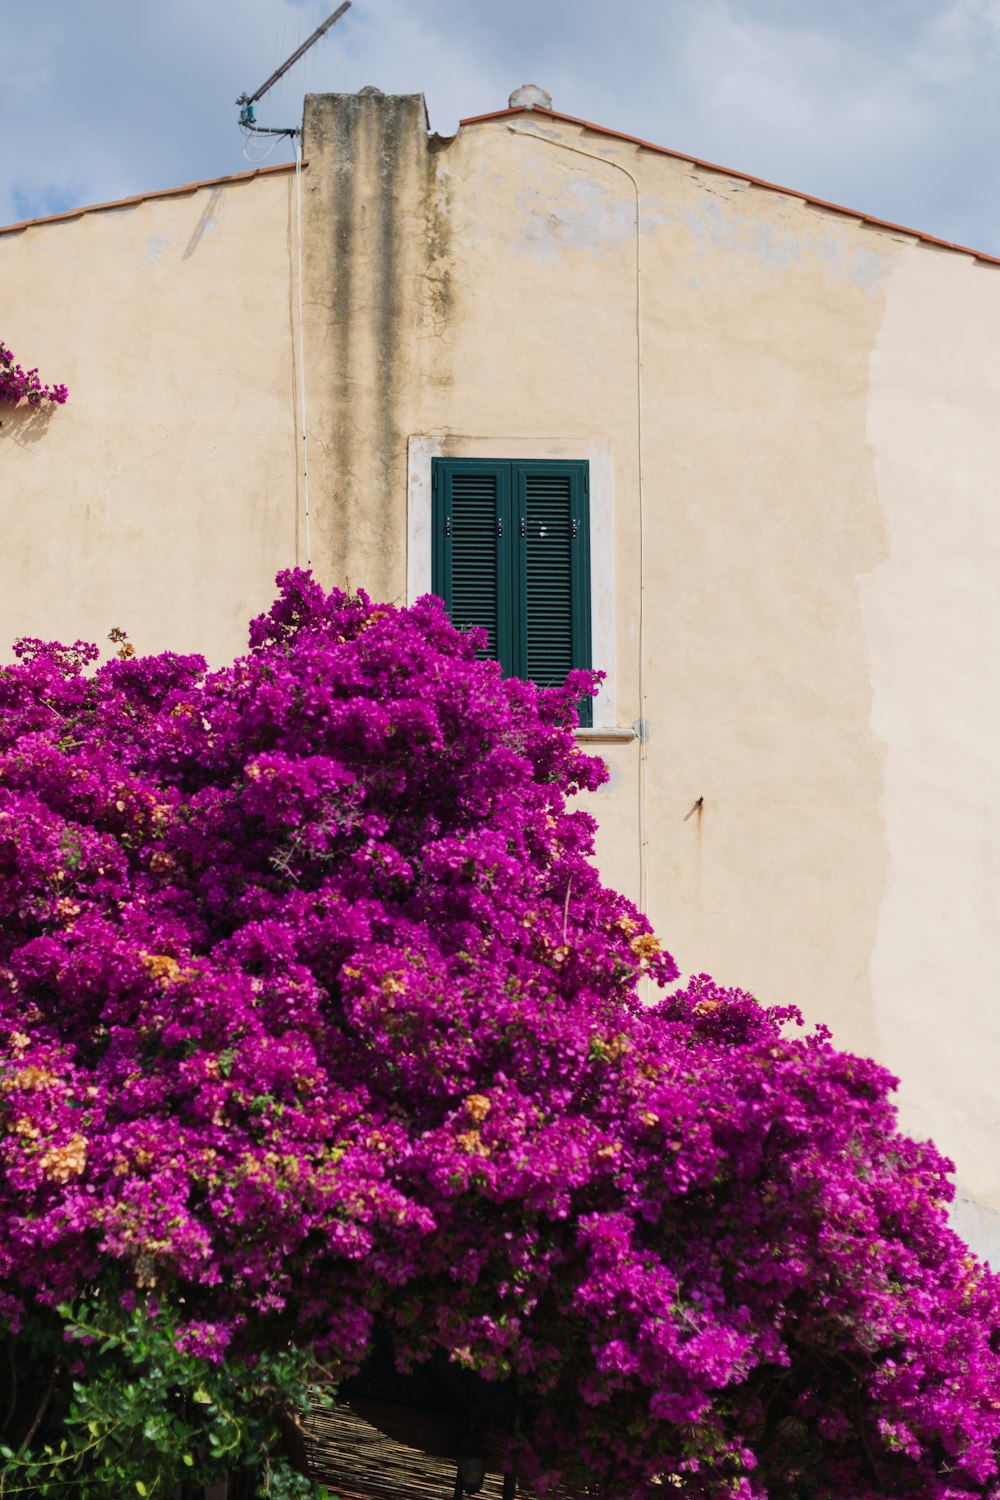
[574,727,637,744]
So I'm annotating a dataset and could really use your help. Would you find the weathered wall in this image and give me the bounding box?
[300,90,439,602]
[0,167,301,661]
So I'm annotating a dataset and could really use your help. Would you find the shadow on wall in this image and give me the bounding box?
[0,400,59,450]
[184,187,223,261]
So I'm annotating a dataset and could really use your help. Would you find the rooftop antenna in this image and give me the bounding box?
[237,1,352,137]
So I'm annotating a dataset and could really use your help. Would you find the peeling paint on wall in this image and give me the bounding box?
[671,192,889,294]
[513,178,637,258]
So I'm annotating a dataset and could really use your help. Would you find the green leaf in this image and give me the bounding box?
[136,1485,148,1496]
[192,1387,212,1405]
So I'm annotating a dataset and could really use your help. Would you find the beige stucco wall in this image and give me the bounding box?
[4,92,1000,1260]
[0,166,303,661]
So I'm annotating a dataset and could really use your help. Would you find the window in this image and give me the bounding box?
[431,458,593,725]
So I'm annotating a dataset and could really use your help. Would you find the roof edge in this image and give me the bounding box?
[459,106,1000,269]
[0,160,302,238]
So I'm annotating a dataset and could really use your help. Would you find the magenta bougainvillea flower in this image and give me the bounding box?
[0,572,998,1498]
[0,340,68,405]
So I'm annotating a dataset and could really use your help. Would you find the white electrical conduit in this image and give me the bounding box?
[293,137,313,569]
[507,122,650,922]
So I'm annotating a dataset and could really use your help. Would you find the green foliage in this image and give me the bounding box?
[0,1300,332,1498]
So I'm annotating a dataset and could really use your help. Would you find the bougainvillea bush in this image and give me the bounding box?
[0,572,998,1497]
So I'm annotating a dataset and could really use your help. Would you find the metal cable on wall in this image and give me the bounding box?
[507,122,650,922]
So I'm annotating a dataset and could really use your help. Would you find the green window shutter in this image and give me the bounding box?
[513,461,592,724]
[432,457,592,725]
[432,459,514,673]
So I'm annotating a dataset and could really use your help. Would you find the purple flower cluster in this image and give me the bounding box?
[0,571,998,1498]
[0,340,68,406]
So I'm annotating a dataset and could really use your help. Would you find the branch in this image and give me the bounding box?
[16,1360,60,1457]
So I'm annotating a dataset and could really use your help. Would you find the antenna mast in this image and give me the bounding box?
[237,2,352,135]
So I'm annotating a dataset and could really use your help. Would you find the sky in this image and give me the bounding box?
[2,0,1000,254]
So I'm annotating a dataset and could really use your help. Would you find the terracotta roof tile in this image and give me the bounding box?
[0,160,301,238]
[460,106,1000,269]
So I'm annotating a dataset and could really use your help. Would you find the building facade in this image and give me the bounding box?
[3,89,1000,1258]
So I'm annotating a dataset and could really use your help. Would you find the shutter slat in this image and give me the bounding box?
[524,473,575,689]
[450,473,499,658]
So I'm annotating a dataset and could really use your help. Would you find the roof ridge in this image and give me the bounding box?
[7,105,997,269]
[0,160,301,238]
[459,106,1000,269]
